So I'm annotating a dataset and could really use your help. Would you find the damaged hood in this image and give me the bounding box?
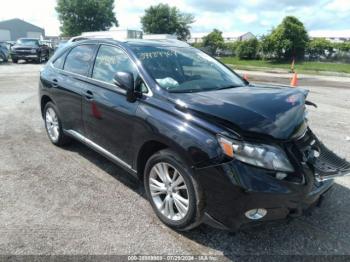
[170,85,308,140]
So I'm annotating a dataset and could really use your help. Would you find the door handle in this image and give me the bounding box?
[85,90,94,100]
[51,78,58,88]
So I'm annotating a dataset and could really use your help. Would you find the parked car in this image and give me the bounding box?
[41,40,55,55]
[39,39,350,231]
[11,38,49,63]
[0,41,10,62]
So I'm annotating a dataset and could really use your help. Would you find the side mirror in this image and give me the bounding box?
[113,71,137,102]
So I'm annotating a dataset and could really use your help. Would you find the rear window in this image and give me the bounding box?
[64,45,95,76]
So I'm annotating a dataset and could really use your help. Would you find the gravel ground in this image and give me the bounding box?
[0,62,350,261]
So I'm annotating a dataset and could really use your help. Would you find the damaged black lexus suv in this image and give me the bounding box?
[39,39,350,231]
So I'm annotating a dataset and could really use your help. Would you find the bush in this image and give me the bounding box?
[236,38,259,60]
[306,38,334,60]
[191,42,204,49]
[223,42,241,56]
[334,42,350,52]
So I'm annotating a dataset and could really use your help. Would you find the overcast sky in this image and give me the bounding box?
[0,0,349,36]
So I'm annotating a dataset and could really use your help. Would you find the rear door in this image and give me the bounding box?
[52,44,97,134]
[82,44,141,166]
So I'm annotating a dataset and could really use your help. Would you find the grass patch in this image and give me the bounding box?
[219,57,350,74]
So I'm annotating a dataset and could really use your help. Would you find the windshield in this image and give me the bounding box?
[16,39,39,46]
[131,46,245,93]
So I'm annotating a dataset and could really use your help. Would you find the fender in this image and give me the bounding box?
[132,98,224,170]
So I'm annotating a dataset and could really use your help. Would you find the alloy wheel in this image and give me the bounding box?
[149,162,189,221]
[45,107,59,142]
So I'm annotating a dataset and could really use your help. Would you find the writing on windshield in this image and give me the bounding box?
[132,46,245,93]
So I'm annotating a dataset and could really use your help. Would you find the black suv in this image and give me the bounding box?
[11,38,49,63]
[39,39,350,231]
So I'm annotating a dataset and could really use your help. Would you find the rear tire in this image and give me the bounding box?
[0,53,7,62]
[12,58,18,63]
[144,149,204,231]
[44,102,71,146]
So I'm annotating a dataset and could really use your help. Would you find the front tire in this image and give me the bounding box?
[144,149,204,231]
[36,55,42,64]
[44,102,71,146]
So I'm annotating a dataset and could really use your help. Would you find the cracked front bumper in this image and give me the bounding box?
[194,159,334,231]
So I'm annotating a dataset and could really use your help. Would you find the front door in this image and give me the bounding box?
[82,44,140,166]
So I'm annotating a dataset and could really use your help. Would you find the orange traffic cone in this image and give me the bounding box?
[290,73,298,87]
[243,73,249,81]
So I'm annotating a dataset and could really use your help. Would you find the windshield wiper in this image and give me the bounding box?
[168,89,201,93]
[169,85,242,93]
[217,85,242,90]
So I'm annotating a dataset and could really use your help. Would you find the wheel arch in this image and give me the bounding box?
[135,135,199,180]
[40,95,53,118]
[136,140,169,180]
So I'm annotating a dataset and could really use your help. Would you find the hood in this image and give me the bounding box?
[170,85,308,140]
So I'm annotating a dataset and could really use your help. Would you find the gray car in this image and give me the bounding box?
[0,42,10,62]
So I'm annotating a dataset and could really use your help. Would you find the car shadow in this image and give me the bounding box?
[64,141,143,193]
[64,141,350,259]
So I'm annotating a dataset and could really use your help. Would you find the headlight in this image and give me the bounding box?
[218,136,294,172]
[31,49,37,53]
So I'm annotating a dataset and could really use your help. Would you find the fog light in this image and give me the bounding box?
[245,208,267,220]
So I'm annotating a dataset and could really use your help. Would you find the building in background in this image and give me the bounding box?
[81,28,143,40]
[309,30,350,43]
[188,32,255,44]
[0,18,45,41]
[143,34,177,40]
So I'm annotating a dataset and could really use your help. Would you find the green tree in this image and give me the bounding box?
[224,41,241,56]
[260,34,275,59]
[202,29,225,55]
[141,4,194,40]
[56,0,118,36]
[306,38,334,60]
[236,38,259,60]
[191,42,204,49]
[334,42,350,52]
[261,16,309,60]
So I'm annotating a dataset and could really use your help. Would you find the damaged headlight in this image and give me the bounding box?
[218,136,294,172]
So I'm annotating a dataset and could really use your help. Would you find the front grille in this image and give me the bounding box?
[15,47,32,51]
[312,141,350,175]
[292,129,350,180]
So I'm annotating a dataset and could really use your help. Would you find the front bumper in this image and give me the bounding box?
[194,159,333,231]
[11,52,38,59]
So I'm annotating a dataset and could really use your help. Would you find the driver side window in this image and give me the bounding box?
[92,45,139,86]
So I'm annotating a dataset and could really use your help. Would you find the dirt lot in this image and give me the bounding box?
[0,62,350,260]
